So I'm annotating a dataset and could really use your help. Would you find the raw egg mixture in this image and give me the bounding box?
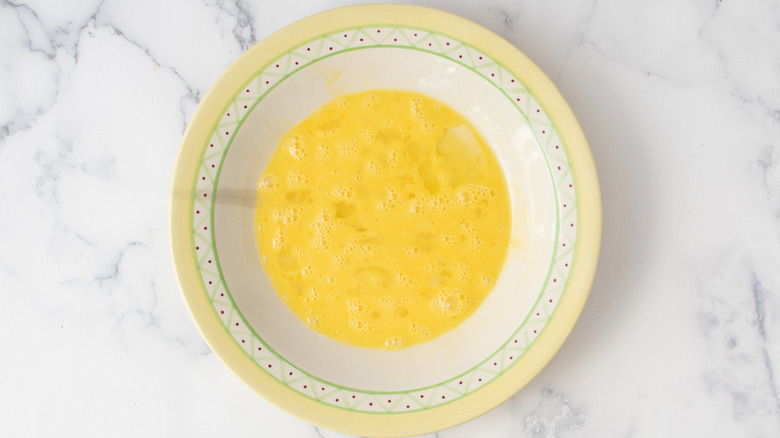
[255,89,511,349]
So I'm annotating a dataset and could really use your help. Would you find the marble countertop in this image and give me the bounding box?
[2,0,779,436]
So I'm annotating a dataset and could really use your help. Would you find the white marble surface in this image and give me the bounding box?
[1,0,779,436]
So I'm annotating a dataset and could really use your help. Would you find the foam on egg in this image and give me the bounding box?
[254,89,511,349]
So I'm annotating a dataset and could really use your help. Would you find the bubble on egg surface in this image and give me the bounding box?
[259,174,277,190]
[284,134,308,161]
[362,94,378,109]
[317,143,330,159]
[480,273,494,288]
[346,298,365,315]
[349,318,372,333]
[385,336,404,348]
[457,263,471,282]
[338,138,359,157]
[301,264,315,277]
[408,321,432,336]
[287,169,309,188]
[365,160,383,176]
[271,229,286,249]
[377,296,399,314]
[272,207,300,225]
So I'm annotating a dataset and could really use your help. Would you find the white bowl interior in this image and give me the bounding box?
[214,48,555,391]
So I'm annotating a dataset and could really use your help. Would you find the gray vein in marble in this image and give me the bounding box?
[85,15,201,133]
[0,258,19,282]
[522,387,586,438]
[65,225,98,250]
[73,237,210,355]
[751,276,780,416]
[555,0,598,84]
[0,0,215,364]
[577,29,780,150]
[697,6,780,121]
[94,242,133,284]
[34,138,73,202]
[1,0,201,142]
[73,1,108,64]
[756,144,780,217]
[711,0,723,17]
[0,0,101,142]
[0,1,60,141]
[496,7,516,30]
[2,0,54,59]
[575,40,669,86]
[115,299,161,335]
[693,8,780,219]
[726,86,780,126]
[697,257,780,434]
[572,1,780,124]
[215,0,258,52]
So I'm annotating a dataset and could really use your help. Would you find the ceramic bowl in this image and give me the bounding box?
[170,5,600,436]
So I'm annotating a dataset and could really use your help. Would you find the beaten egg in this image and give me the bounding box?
[255,89,511,349]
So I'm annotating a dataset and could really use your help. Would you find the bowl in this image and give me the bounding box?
[170,4,600,437]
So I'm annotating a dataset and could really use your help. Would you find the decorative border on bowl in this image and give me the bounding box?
[189,26,577,413]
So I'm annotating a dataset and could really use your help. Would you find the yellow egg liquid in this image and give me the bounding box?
[255,89,511,349]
